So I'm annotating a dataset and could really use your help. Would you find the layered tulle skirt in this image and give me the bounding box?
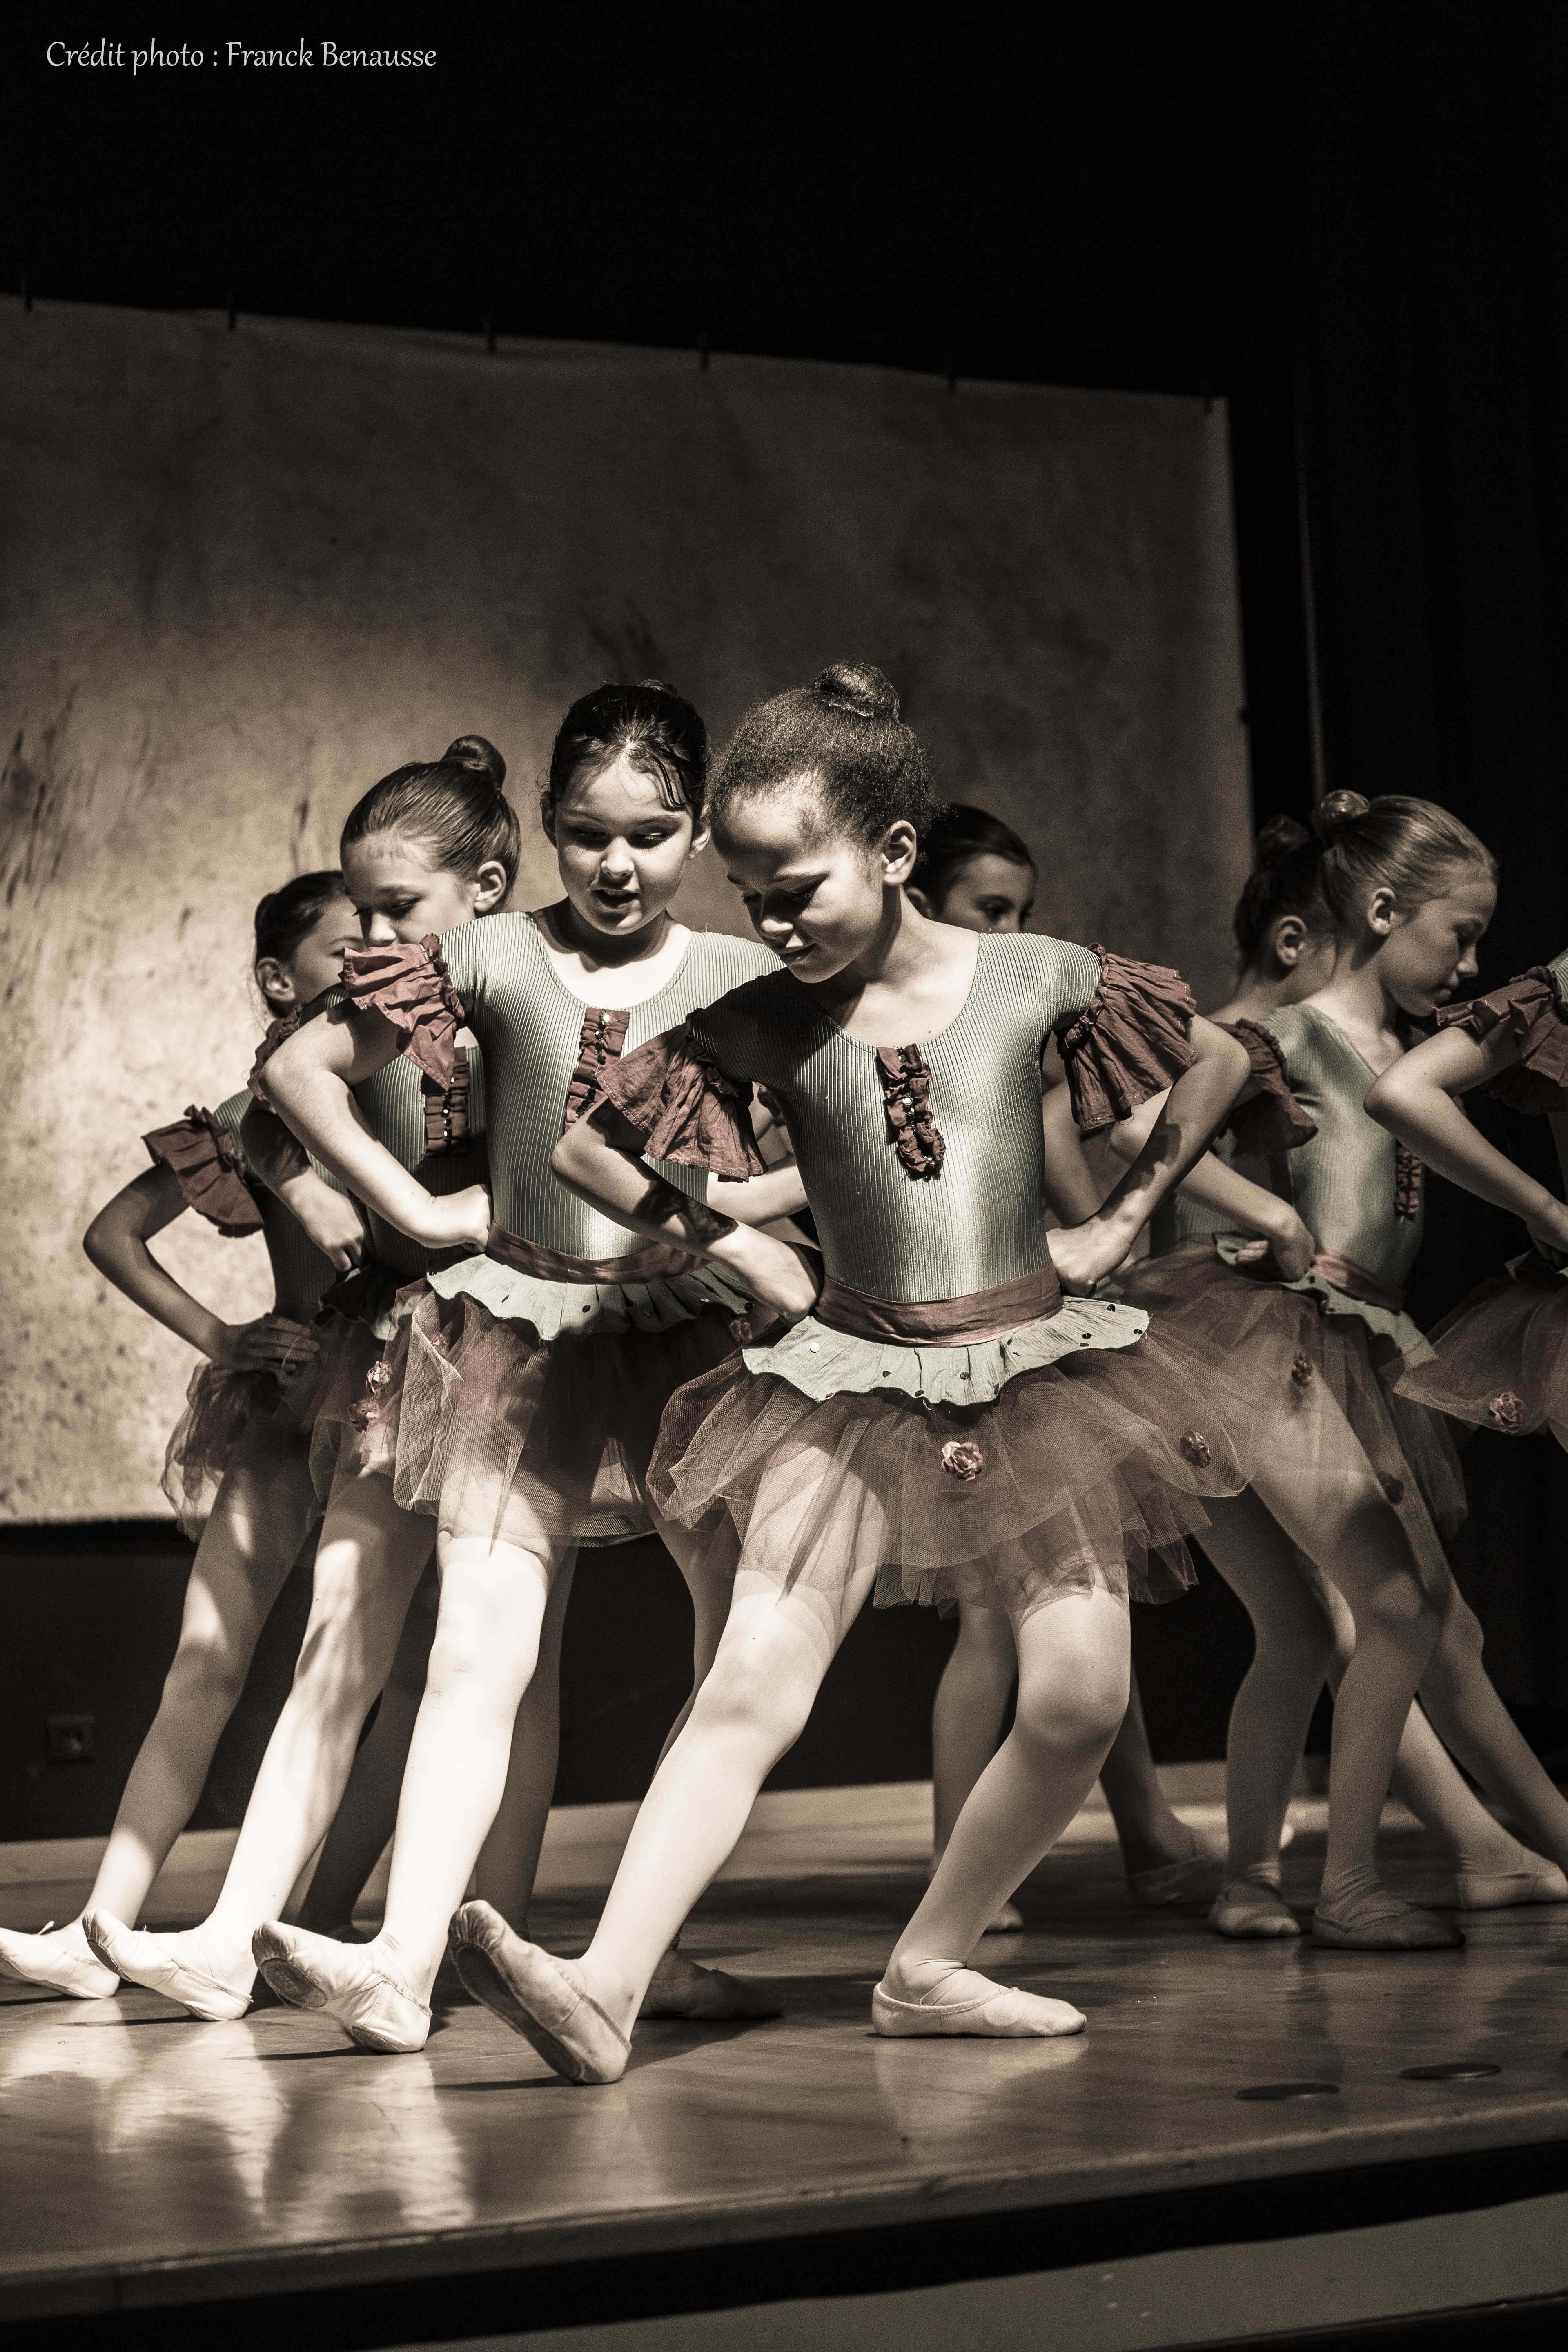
[377,1241,756,1549]
[1116,1241,1466,1584]
[1396,1254,1568,1447]
[648,1285,1270,1621]
[160,1359,307,1541]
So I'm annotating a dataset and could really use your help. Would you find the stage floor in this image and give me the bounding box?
[3,1785,1568,2331]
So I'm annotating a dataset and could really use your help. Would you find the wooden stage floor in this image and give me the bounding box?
[3,1783,1568,2341]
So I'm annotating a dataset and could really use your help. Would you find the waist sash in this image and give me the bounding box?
[816,1266,1064,1346]
[1237,1242,1406,1314]
[485,1222,706,1287]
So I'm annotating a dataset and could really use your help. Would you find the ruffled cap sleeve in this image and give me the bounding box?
[341,934,466,1088]
[246,1006,304,1102]
[1216,1020,1318,1154]
[143,1107,263,1237]
[594,1021,767,1180]
[1058,946,1198,1134]
[1435,967,1568,1114]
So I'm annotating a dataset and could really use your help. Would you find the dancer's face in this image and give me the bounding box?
[255,894,360,1010]
[913,854,1035,933]
[719,781,918,983]
[1368,865,1496,1017]
[546,752,706,938]
[344,833,508,944]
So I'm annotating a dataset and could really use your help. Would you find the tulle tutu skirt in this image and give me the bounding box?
[389,1286,746,1549]
[293,1302,413,1499]
[1396,1258,1568,1446]
[160,1363,296,1541]
[649,1317,1266,1621]
[1118,1242,1467,1581]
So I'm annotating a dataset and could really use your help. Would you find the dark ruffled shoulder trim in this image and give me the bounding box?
[143,1107,263,1237]
[1435,967,1568,1114]
[875,1045,947,1178]
[1216,1020,1318,1155]
[1058,946,1198,1134]
[562,1006,632,1134]
[595,1022,767,1180]
[247,1006,304,1102]
[342,934,466,1088]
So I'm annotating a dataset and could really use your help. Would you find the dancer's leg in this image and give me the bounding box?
[86,1473,430,2003]
[0,1423,318,1996]
[472,1552,579,1932]
[931,1604,1016,1858]
[884,1588,1129,2013]
[297,1551,439,1933]
[1099,1674,1221,1884]
[647,1503,741,1762]
[569,1555,883,2036]
[1412,1574,1568,1873]
[1196,1490,1340,1931]
[354,1533,570,2004]
[1258,1448,1446,1934]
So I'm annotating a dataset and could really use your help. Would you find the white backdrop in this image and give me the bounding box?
[0,301,1250,1519]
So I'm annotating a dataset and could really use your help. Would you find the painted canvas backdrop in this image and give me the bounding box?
[0,301,1250,1519]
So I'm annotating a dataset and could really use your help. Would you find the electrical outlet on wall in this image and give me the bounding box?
[46,1714,96,1763]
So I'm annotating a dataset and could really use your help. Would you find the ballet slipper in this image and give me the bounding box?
[0,1922,120,2000]
[1312,1897,1464,1952]
[1209,1881,1301,1940]
[638,1946,783,2021]
[251,1923,431,2054]
[448,1900,629,2085]
[1125,1825,1227,1908]
[872,1966,1085,2040]
[81,1913,252,2020]
[1454,1851,1568,1911]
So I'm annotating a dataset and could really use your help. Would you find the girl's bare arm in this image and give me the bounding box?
[1366,1027,1568,1255]
[84,1165,316,1373]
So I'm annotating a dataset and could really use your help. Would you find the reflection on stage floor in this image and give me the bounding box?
[3,1784,1568,2330]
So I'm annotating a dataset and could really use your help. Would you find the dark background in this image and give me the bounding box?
[6,2,1567,1836]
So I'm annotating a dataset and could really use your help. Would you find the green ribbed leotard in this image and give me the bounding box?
[1154,1003,1422,1291]
[211,1087,340,1309]
[687,933,1105,1303]
[282,993,490,1281]
[435,914,776,1256]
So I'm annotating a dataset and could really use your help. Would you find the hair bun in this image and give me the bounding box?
[1253,813,1314,869]
[634,677,681,698]
[1311,789,1371,848]
[814,662,900,722]
[441,734,507,791]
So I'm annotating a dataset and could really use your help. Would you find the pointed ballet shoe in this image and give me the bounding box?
[638,1953,783,2022]
[0,1924,120,2000]
[1126,1829,1227,1908]
[872,1972,1086,2040]
[1454,1853,1568,1911]
[81,1913,251,2020]
[1313,1901,1465,1952]
[251,1923,430,2054]
[448,1902,629,2085]
[1209,1882,1302,1940]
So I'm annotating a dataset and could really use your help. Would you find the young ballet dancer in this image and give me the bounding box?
[912,804,1224,1920]
[84,749,516,2018]
[211,682,808,2053]
[443,660,1274,2081]
[0,876,373,2001]
[1098,795,1568,1946]
[1367,949,1568,1443]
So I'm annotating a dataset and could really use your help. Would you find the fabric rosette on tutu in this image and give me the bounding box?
[1396,1252,1568,1448]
